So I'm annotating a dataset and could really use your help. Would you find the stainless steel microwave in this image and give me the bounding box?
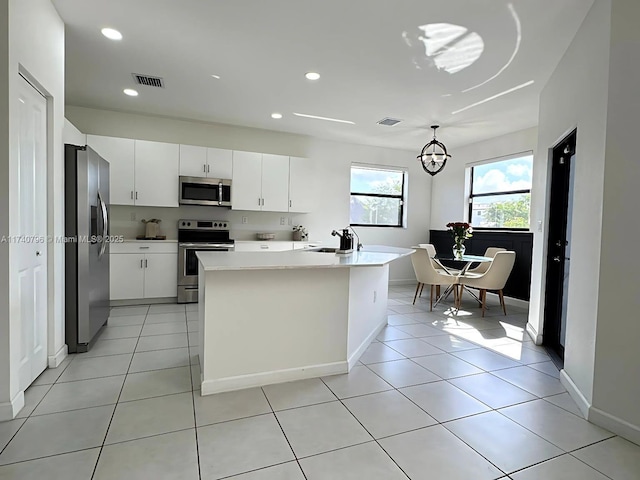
[179,176,232,207]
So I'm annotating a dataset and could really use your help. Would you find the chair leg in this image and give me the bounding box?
[481,289,486,317]
[457,285,463,309]
[419,283,425,297]
[430,284,434,311]
[436,285,441,297]
[498,289,507,315]
[413,283,421,305]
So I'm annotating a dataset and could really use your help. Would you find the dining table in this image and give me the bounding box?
[431,254,494,307]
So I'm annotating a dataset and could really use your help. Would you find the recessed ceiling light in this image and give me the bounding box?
[293,112,354,125]
[271,113,283,119]
[123,88,138,97]
[305,72,320,80]
[211,74,221,79]
[101,28,122,41]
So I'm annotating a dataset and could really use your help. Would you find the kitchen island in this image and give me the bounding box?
[196,246,413,395]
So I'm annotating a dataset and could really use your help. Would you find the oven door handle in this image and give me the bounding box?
[179,243,233,248]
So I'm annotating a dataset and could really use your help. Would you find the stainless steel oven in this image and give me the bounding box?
[177,220,234,303]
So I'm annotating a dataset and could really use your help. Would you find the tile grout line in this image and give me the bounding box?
[258,387,309,480]
[90,304,149,480]
[184,308,203,480]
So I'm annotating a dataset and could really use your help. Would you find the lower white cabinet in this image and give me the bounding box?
[110,243,178,300]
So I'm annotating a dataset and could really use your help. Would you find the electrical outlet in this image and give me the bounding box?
[130,212,136,221]
[280,217,286,225]
[242,216,248,224]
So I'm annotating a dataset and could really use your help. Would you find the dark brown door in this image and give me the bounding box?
[543,130,577,365]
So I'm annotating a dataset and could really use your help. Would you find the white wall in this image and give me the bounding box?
[591,0,640,441]
[63,118,85,145]
[0,0,65,419]
[531,0,611,407]
[429,127,538,230]
[66,106,432,282]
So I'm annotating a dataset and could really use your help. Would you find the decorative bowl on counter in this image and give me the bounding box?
[256,233,276,241]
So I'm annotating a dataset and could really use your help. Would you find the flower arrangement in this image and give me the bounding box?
[446,222,472,258]
[293,225,308,241]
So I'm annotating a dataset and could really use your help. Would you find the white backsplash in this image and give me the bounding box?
[109,205,310,241]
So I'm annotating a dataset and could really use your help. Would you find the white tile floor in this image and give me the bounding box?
[1,286,639,479]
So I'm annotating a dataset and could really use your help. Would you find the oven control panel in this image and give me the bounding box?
[178,219,229,230]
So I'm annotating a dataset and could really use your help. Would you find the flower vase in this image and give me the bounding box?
[453,243,465,259]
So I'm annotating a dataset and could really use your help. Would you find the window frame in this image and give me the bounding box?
[467,153,533,231]
[349,165,407,228]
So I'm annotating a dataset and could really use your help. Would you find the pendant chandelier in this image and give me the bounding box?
[417,125,451,176]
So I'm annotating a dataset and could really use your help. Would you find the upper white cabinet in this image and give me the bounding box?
[179,145,232,179]
[231,151,263,211]
[134,140,180,207]
[261,154,290,212]
[87,135,135,205]
[232,152,305,213]
[88,135,179,207]
[288,156,316,213]
[179,144,207,177]
[207,148,233,178]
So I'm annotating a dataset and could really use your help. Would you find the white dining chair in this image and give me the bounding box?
[466,247,506,275]
[458,251,516,316]
[410,247,458,311]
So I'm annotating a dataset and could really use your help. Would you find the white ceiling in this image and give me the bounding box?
[53,0,594,150]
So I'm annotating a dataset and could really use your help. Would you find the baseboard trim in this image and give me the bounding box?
[347,320,387,370]
[589,406,640,446]
[0,391,25,421]
[526,322,543,345]
[110,297,178,307]
[48,344,68,368]
[389,279,415,286]
[559,369,590,418]
[201,361,348,395]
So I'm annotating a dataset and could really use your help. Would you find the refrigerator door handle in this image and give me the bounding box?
[98,190,108,258]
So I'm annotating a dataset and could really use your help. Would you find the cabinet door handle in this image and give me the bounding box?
[140,259,143,268]
[135,191,138,200]
[145,259,148,268]
[289,200,292,208]
[130,191,134,199]
[203,164,206,173]
[207,164,210,173]
[258,198,261,206]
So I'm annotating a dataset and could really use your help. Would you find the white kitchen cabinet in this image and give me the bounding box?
[110,242,178,301]
[232,151,263,211]
[179,145,232,179]
[207,147,233,178]
[289,156,316,213]
[234,241,294,252]
[87,135,135,205]
[232,151,289,212]
[135,140,180,207]
[261,154,290,212]
[143,253,178,298]
[110,253,145,300]
[179,144,208,178]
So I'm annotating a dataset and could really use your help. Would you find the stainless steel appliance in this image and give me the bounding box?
[64,144,110,353]
[178,219,234,303]
[179,176,232,207]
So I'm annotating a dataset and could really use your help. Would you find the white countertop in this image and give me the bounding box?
[197,245,414,271]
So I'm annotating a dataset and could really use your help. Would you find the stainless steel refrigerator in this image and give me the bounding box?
[65,144,110,353]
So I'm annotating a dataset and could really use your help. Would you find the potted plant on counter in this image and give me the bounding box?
[292,225,308,241]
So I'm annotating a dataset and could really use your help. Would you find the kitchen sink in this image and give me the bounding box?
[308,247,338,253]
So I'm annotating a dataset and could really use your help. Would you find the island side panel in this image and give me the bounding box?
[200,267,350,395]
[346,265,390,368]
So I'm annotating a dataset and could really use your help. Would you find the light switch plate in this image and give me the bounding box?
[242,216,248,224]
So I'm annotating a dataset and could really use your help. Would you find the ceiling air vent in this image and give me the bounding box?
[132,73,165,88]
[377,117,402,126]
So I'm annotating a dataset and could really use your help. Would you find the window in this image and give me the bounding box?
[350,165,406,227]
[468,153,533,229]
